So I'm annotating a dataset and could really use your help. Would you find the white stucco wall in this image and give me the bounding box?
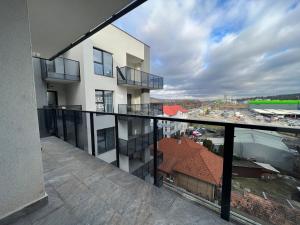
[0,0,45,219]
[58,25,152,170]
[66,24,149,112]
[47,83,67,105]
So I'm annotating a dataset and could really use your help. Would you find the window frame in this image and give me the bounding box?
[97,127,115,155]
[95,90,113,113]
[93,47,113,77]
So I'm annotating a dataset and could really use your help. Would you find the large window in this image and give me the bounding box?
[97,127,115,154]
[93,47,113,77]
[95,90,113,112]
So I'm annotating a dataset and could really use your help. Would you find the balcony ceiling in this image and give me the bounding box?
[27,0,143,59]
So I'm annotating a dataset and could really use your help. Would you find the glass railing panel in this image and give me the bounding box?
[125,67,135,84]
[76,111,89,152]
[141,72,148,87]
[117,66,163,89]
[158,119,225,207]
[41,58,80,81]
[54,58,64,74]
[134,69,142,85]
[56,109,64,139]
[230,128,300,225]
[64,110,75,146]
[37,108,56,138]
[64,59,80,79]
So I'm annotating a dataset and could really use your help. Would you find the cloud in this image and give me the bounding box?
[115,0,300,99]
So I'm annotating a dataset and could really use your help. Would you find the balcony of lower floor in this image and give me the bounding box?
[118,103,163,116]
[119,128,163,156]
[40,57,80,83]
[117,66,163,90]
[10,136,232,225]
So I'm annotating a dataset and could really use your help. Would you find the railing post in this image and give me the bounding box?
[153,118,158,186]
[74,111,78,147]
[134,69,136,85]
[115,115,120,167]
[221,125,235,221]
[90,112,95,156]
[62,109,67,141]
[53,109,58,137]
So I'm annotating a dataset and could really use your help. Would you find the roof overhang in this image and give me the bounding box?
[27,0,146,60]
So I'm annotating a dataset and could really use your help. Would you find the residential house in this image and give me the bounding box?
[158,137,223,201]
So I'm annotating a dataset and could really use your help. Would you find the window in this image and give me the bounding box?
[93,47,113,77]
[95,90,113,112]
[97,127,115,154]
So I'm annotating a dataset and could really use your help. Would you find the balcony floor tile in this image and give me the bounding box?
[10,136,234,225]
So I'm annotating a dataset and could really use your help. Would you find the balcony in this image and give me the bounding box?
[40,57,80,83]
[118,103,163,116]
[10,136,230,225]
[119,129,163,156]
[117,66,163,89]
[36,107,300,225]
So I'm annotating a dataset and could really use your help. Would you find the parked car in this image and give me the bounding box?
[192,130,202,137]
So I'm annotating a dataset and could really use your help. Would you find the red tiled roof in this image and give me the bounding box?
[158,137,223,186]
[163,105,188,116]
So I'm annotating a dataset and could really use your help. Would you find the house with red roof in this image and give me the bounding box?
[160,105,189,138]
[158,137,223,201]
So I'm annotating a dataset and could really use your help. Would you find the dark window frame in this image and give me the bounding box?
[93,47,113,77]
[95,90,113,113]
[97,127,115,155]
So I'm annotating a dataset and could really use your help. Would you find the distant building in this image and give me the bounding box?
[248,100,300,110]
[232,160,279,178]
[158,137,223,201]
[234,128,299,172]
[160,105,188,138]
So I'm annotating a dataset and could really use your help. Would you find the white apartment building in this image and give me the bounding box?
[34,24,163,181]
[160,105,188,138]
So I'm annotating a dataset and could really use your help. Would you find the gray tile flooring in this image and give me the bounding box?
[11,136,234,225]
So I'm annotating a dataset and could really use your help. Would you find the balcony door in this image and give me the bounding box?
[47,91,58,106]
[127,94,132,105]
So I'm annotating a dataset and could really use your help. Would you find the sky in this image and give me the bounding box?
[115,0,300,100]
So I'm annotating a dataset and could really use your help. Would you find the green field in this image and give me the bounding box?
[249,99,300,104]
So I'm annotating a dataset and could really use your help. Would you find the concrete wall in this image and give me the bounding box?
[33,58,47,108]
[0,0,46,219]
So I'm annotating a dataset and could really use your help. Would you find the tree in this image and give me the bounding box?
[218,145,224,156]
[203,139,214,152]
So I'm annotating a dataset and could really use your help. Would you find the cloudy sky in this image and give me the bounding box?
[115,0,300,100]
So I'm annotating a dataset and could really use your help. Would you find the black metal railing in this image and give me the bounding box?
[37,107,300,223]
[117,66,163,89]
[119,128,163,156]
[132,160,152,179]
[44,105,82,110]
[118,103,163,116]
[40,57,80,82]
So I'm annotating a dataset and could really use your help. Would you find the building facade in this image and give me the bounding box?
[34,24,163,181]
[160,105,188,138]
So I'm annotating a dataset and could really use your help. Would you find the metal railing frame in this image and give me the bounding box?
[117,66,163,89]
[41,57,80,81]
[37,107,300,222]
